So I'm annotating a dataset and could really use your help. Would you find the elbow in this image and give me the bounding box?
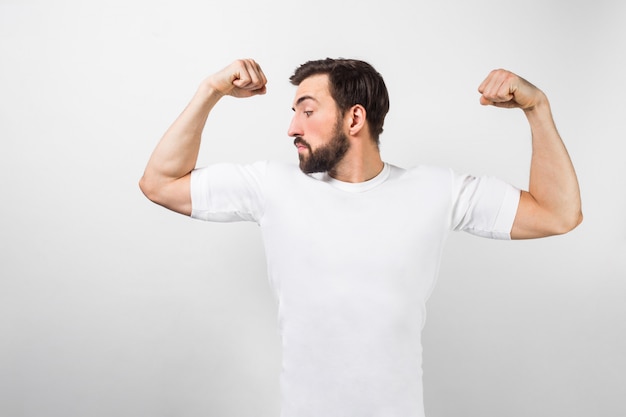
[138,174,191,216]
[552,209,583,235]
[570,209,584,231]
[138,175,158,203]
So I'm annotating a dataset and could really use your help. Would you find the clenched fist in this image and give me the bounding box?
[206,59,268,98]
[478,69,546,111]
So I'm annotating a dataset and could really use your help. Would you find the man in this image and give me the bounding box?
[139,58,582,417]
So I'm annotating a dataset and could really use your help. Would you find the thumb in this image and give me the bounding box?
[479,95,492,106]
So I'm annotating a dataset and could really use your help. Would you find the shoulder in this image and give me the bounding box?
[387,163,455,184]
[264,160,300,174]
[192,160,299,178]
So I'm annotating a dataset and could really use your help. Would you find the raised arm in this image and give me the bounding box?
[478,69,582,239]
[139,59,267,215]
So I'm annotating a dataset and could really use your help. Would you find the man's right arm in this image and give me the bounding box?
[138,59,267,215]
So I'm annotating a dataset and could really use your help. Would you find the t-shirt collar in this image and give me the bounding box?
[312,163,390,193]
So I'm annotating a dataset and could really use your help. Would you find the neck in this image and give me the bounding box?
[329,140,384,183]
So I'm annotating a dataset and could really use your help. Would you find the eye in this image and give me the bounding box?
[304,110,313,117]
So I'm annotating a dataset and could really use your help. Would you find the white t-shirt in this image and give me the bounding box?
[191,161,520,417]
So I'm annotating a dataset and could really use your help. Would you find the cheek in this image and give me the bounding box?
[303,122,322,144]
[310,120,334,138]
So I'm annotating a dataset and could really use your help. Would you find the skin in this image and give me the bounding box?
[139,59,267,216]
[288,74,383,181]
[477,69,582,238]
[139,60,582,239]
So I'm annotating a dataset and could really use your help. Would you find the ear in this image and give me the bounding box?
[347,104,367,136]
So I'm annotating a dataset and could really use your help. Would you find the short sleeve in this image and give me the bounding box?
[190,161,267,223]
[450,172,521,240]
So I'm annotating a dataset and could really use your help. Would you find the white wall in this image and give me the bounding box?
[1,1,624,416]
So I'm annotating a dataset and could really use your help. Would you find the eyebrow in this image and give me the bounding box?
[291,95,317,111]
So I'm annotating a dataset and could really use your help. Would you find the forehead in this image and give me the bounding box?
[292,73,333,108]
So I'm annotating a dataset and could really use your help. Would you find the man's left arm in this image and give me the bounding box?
[478,69,583,239]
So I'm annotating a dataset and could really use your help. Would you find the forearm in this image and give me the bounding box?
[523,97,582,232]
[141,81,223,186]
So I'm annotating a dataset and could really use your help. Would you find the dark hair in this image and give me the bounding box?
[290,58,390,144]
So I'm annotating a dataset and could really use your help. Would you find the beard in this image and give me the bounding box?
[295,120,350,174]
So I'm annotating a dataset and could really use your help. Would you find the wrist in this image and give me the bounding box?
[523,94,555,128]
[523,91,549,113]
[197,78,226,102]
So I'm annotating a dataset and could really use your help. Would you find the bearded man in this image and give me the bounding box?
[139,58,582,417]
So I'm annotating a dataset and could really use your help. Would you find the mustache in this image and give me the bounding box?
[293,137,311,149]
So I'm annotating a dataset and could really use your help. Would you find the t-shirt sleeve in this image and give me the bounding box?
[190,161,267,223]
[450,171,521,240]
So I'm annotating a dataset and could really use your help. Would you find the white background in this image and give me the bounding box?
[1,1,624,416]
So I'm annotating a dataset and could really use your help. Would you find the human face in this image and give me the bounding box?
[288,74,350,174]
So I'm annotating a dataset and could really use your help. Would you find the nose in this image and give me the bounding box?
[287,114,302,138]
